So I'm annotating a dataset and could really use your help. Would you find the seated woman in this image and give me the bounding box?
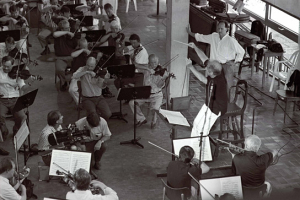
[167,146,210,199]
[37,110,63,166]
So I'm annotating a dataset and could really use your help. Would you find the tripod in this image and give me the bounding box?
[13,89,38,164]
[108,64,135,123]
[119,86,151,148]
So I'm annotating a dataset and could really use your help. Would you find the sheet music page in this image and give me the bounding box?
[69,151,92,174]
[200,178,221,200]
[220,176,243,200]
[173,137,212,161]
[14,121,30,151]
[159,109,190,127]
[191,104,220,137]
[49,150,72,176]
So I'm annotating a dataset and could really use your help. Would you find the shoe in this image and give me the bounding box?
[60,83,68,91]
[94,162,101,170]
[136,119,147,127]
[0,147,9,155]
[151,122,157,129]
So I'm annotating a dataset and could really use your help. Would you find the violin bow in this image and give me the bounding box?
[117,15,139,34]
[148,141,178,157]
[188,172,216,199]
[126,39,160,54]
[95,51,115,71]
[13,38,27,60]
[162,54,179,68]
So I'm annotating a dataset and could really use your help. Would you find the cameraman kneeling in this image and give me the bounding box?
[75,112,111,170]
[66,168,118,200]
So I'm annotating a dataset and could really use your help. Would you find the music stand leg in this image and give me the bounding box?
[110,77,128,123]
[120,100,144,148]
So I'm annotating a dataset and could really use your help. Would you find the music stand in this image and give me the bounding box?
[0,30,21,42]
[119,86,151,148]
[93,46,116,67]
[13,89,38,162]
[74,15,93,27]
[108,64,135,123]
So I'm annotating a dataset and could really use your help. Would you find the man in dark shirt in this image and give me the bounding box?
[167,146,210,199]
[188,59,228,116]
[53,19,77,91]
[231,135,278,197]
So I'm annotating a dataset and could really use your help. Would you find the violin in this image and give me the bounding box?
[114,32,125,45]
[8,51,38,67]
[8,64,43,81]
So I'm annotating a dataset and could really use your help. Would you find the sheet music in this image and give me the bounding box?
[220,176,243,200]
[159,109,190,127]
[14,121,30,151]
[173,137,212,161]
[49,150,91,176]
[191,104,220,137]
[200,176,243,200]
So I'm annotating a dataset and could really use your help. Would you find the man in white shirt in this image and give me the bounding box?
[187,20,245,94]
[66,168,118,200]
[0,56,27,140]
[0,157,27,200]
[75,112,111,170]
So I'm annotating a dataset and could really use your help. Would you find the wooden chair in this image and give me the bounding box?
[161,179,190,200]
[219,80,248,146]
[269,50,299,92]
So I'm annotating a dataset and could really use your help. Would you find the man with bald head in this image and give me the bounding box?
[231,135,278,197]
[188,59,227,116]
[129,54,169,128]
[73,57,112,121]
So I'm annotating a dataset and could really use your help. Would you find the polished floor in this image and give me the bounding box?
[1,0,300,199]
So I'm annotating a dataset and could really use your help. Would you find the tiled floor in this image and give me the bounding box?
[1,0,300,199]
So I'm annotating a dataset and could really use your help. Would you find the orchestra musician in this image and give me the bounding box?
[187,20,245,96]
[72,57,113,121]
[0,37,18,63]
[37,110,64,166]
[100,3,121,32]
[38,0,61,55]
[75,0,102,31]
[187,59,228,117]
[128,54,168,128]
[53,19,78,91]
[69,38,103,106]
[167,146,210,200]
[75,112,111,170]
[66,168,119,200]
[0,55,28,139]
[230,135,278,197]
[0,157,27,200]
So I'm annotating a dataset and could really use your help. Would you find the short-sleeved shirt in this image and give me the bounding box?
[167,160,202,190]
[54,35,77,56]
[66,187,118,200]
[0,176,21,200]
[38,124,62,150]
[232,151,273,187]
[75,117,111,140]
[0,68,25,98]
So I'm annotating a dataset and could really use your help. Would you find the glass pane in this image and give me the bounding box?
[270,7,299,33]
[229,0,266,18]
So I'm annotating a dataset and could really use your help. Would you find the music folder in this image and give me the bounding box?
[49,149,91,176]
[82,30,107,42]
[200,176,243,200]
[75,15,94,27]
[0,30,21,43]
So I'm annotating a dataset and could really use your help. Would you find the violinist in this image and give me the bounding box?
[128,54,168,128]
[231,135,278,197]
[0,37,16,63]
[75,0,102,31]
[167,146,210,200]
[57,6,81,33]
[0,55,27,138]
[53,19,77,91]
[72,57,113,121]
[0,157,27,200]
[66,168,119,200]
[38,0,61,55]
[124,34,148,66]
[100,3,121,32]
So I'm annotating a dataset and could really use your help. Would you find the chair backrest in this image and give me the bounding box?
[243,184,267,200]
[161,179,190,200]
[285,50,300,84]
[230,80,248,112]
[250,20,266,40]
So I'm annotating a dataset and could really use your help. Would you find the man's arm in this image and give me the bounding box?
[71,49,87,58]
[53,31,74,38]
[73,68,95,79]
[188,64,207,84]
[0,15,12,23]
[90,180,119,200]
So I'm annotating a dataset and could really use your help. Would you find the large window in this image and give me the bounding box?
[269,7,299,34]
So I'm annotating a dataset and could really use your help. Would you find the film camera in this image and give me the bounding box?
[48,124,90,148]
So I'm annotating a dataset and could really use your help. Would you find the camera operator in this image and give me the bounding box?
[75,112,111,170]
[0,157,27,200]
[37,110,63,166]
[66,168,118,200]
